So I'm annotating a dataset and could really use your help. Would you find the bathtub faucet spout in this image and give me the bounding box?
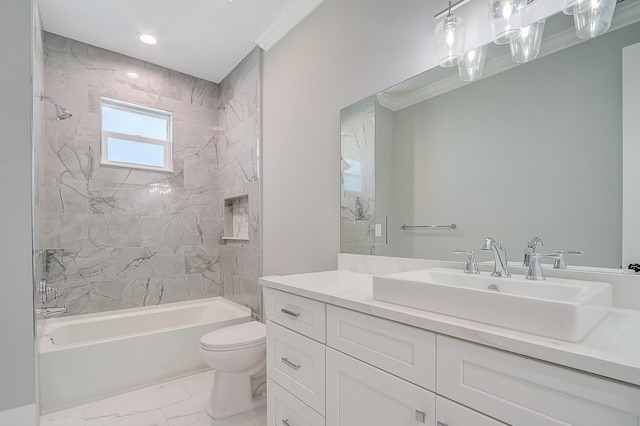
[36,305,68,318]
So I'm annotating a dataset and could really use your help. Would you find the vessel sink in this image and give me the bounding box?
[372,268,612,341]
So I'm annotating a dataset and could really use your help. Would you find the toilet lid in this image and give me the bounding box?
[201,321,266,350]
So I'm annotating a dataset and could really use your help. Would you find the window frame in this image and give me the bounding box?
[100,97,174,173]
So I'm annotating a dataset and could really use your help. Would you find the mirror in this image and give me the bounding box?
[340,4,640,271]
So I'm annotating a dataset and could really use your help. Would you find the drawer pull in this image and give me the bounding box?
[282,420,292,426]
[437,422,448,426]
[415,410,427,423]
[281,357,301,370]
[281,308,300,318]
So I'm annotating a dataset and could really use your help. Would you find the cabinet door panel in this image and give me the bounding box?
[326,347,436,426]
[437,335,640,425]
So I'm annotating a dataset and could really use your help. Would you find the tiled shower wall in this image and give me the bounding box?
[37,33,262,316]
[218,48,262,315]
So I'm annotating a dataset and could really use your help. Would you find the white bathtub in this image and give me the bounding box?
[38,297,252,413]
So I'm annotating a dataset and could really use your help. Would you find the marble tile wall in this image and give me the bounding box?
[340,96,376,255]
[217,47,263,317]
[36,33,264,316]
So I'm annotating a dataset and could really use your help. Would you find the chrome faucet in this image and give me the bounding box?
[523,236,543,267]
[481,237,510,277]
[35,305,68,317]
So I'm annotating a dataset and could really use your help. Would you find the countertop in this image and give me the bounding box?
[260,269,640,387]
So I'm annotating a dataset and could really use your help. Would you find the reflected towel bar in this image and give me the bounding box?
[401,223,457,230]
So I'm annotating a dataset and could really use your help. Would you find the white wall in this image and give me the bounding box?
[263,0,436,275]
[0,0,36,416]
[622,41,640,267]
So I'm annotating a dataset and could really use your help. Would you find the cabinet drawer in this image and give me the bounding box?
[264,288,326,343]
[437,335,640,425]
[327,305,436,391]
[326,347,436,426]
[267,380,324,426]
[436,396,505,426]
[267,321,325,414]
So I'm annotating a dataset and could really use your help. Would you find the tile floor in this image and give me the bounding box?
[40,370,267,426]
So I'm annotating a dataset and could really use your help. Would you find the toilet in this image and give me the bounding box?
[199,321,267,419]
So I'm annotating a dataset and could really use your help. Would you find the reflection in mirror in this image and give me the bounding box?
[340,3,640,271]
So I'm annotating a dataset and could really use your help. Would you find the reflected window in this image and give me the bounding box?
[343,158,363,192]
[100,97,173,172]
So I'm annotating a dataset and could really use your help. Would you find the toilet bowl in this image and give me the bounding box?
[199,321,267,419]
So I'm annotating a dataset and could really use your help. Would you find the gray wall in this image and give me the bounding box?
[0,0,36,412]
[392,23,640,268]
[263,0,434,275]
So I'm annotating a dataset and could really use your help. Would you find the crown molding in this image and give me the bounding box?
[378,0,640,112]
[256,0,325,50]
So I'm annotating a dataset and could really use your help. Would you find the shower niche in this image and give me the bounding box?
[223,195,250,241]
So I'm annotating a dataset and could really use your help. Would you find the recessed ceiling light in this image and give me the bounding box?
[126,71,140,79]
[138,33,158,45]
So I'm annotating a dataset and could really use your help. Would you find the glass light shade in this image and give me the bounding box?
[488,0,528,45]
[509,19,546,63]
[458,45,487,81]
[573,0,617,39]
[434,13,466,67]
[562,0,586,15]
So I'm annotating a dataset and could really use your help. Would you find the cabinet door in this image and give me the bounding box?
[326,347,436,426]
[437,335,640,425]
[435,396,505,426]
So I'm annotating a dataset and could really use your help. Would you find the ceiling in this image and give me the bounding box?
[37,0,324,83]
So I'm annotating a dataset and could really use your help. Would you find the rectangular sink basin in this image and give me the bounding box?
[372,268,612,341]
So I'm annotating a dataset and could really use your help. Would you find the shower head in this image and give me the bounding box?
[40,93,73,120]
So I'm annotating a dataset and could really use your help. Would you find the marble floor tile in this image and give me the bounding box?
[40,370,266,426]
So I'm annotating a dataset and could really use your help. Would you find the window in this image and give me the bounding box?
[100,97,173,172]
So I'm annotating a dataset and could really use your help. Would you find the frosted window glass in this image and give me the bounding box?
[102,105,168,140]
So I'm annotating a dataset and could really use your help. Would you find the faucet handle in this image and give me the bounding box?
[526,252,563,280]
[453,249,480,274]
[553,250,584,269]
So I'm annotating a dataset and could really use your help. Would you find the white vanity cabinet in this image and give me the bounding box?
[263,284,640,426]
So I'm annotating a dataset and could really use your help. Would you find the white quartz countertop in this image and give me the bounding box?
[259,270,640,387]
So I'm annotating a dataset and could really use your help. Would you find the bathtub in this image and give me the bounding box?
[38,297,252,413]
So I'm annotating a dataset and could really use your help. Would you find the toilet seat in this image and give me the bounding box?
[201,321,266,351]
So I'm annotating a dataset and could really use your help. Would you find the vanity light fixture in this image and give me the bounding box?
[571,0,617,39]
[434,1,466,67]
[458,45,487,81]
[138,33,158,45]
[488,0,528,44]
[509,18,546,63]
